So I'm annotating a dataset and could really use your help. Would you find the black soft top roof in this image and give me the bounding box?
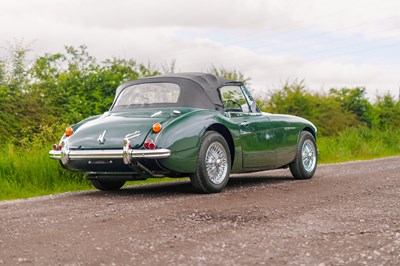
[112,73,242,110]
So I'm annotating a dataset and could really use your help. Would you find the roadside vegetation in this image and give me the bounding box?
[1,43,399,200]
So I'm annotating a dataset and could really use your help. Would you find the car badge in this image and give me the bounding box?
[125,131,141,140]
[97,130,107,145]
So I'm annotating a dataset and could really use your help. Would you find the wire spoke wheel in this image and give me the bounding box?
[205,142,228,185]
[190,131,231,193]
[290,131,317,180]
[301,139,316,172]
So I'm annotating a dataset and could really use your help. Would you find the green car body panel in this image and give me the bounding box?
[49,73,317,189]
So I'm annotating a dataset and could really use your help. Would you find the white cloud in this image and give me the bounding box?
[0,0,399,98]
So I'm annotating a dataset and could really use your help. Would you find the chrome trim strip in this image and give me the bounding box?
[130,149,171,158]
[150,110,162,117]
[125,130,141,139]
[49,150,61,159]
[87,171,139,175]
[69,150,123,159]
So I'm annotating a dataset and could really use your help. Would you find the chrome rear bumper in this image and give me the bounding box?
[49,136,171,165]
[49,148,171,165]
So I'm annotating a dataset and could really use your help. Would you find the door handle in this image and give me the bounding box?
[239,121,251,135]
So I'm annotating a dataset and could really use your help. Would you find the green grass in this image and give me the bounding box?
[0,144,90,200]
[318,127,400,163]
[1,126,399,201]
[0,143,185,201]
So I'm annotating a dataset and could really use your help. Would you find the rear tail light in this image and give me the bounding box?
[53,144,59,151]
[144,139,156,149]
[59,140,66,150]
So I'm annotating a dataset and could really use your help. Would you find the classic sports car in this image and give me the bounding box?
[49,73,317,193]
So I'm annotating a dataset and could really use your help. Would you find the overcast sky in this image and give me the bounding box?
[1,0,399,99]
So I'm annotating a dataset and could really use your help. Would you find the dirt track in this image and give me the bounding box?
[1,156,400,265]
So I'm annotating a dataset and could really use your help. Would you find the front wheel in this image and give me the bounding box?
[290,131,318,179]
[90,179,126,191]
[190,131,231,193]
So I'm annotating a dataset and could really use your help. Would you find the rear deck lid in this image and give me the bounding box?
[66,109,190,150]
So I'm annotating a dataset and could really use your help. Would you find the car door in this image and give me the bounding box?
[220,85,276,169]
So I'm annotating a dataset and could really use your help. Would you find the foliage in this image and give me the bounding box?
[260,80,400,136]
[1,127,398,200]
[373,94,400,128]
[0,141,187,200]
[318,126,400,163]
[0,45,161,143]
[210,66,251,87]
[0,43,399,201]
[0,142,89,200]
[329,87,373,126]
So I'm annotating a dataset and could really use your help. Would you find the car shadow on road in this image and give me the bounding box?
[229,174,294,189]
[82,173,294,198]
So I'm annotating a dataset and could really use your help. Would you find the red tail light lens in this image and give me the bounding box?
[144,139,156,149]
[53,144,59,151]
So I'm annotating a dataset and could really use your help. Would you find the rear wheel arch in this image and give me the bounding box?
[303,126,316,140]
[206,123,235,167]
[294,127,318,160]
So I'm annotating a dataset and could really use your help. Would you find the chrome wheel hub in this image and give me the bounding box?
[301,140,316,172]
[205,142,228,185]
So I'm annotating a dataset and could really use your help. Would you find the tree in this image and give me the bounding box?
[374,93,400,128]
[209,66,251,87]
[0,59,5,84]
[329,87,373,126]
[260,80,360,136]
[0,44,163,142]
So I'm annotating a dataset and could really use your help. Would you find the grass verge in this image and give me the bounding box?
[318,127,400,163]
[0,144,185,201]
[1,126,399,201]
[0,144,89,201]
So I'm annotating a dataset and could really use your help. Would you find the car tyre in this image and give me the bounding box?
[90,179,125,191]
[190,131,231,193]
[290,131,318,179]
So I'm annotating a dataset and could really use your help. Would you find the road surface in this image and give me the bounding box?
[1,156,400,265]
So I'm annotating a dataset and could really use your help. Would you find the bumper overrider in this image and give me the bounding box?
[49,136,171,165]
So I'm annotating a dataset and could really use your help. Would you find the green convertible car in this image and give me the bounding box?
[49,73,317,193]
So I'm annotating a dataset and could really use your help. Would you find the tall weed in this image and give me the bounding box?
[0,143,89,200]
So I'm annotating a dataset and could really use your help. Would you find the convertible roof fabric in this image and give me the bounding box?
[112,73,243,110]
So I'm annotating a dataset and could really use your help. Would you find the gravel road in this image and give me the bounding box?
[1,156,400,265]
